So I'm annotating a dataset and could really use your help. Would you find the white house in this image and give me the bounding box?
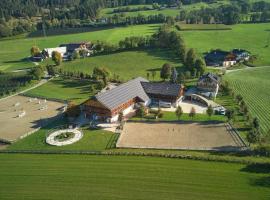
[44,47,67,58]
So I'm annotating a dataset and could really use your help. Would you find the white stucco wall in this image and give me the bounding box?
[109,104,135,123]
[45,47,67,57]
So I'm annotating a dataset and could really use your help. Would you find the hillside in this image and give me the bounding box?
[182,23,270,66]
[0,24,160,71]
[60,49,180,80]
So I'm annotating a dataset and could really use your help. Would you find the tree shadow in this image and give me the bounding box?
[29,111,67,129]
[210,145,245,152]
[28,25,124,38]
[240,163,270,174]
[3,57,30,64]
[144,48,180,64]
[240,164,270,188]
[250,176,270,188]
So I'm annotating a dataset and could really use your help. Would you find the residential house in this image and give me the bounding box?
[232,49,250,62]
[197,73,221,99]
[59,42,92,56]
[205,49,250,67]
[204,50,237,67]
[43,47,67,58]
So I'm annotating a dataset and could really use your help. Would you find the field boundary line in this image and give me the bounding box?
[228,123,249,148]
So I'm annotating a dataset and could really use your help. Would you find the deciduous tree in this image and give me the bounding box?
[160,63,171,81]
[175,106,183,120]
[52,51,62,66]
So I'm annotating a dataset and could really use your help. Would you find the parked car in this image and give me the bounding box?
[159,101,172,108]
[214,106,226,115]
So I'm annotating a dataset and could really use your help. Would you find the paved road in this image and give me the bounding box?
[226,65,270,74]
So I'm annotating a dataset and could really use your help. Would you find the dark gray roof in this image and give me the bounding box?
[141,82,182,97]
[199,73,221,83]
[95,77,150,110]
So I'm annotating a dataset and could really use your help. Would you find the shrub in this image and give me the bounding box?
[254,145,270,157]
[157,112,164,118]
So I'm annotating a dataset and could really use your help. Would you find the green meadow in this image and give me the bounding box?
[25,77,95,104]
[8,119,115,151]
[182,23,270,66]
[100,1,229,17]
[0,154,269,200]
[61,49,180,80]
[0,24,160,72]
[225,66,270,134]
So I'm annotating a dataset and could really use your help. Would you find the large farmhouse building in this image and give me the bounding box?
[83,77,184,123]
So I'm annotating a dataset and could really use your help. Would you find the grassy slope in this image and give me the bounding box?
[0,24,160,71]
[61,49,180,80]
[25,77,94,104]
[182,23,270,66]
[0,154,269,200]
[100,1,229,17]
[225,67,270,134]
[177,23,232,30]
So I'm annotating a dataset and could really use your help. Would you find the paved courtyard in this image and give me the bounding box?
[117,122,246,151]
[0,95,65,142]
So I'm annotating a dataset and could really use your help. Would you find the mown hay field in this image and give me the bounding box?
[0,154,269,200]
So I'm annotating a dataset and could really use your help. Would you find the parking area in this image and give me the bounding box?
[152,100,207,114]
[0,95,65,142]
[117,122,245,151]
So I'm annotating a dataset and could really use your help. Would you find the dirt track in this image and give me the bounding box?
[0,95,64,142]
[117,122,245,151]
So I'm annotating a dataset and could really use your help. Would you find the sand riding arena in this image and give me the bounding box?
[117,122,246,151]
[0,95,65,142]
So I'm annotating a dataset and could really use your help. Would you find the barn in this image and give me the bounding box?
[83,77,184,123]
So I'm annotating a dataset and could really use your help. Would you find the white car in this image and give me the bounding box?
[214,106,226,115]
[159,101,172,108]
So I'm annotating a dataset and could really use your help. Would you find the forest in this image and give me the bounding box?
[0,0,270,38]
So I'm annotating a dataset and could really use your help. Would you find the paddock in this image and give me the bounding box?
[117,122,246,151]
[0,95,65,142]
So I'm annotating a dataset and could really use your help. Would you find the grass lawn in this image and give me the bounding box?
[224,66,270,134]
[216,90,251,141]
[182,23,270,66]
[25,77,96,104]
[100,1,229,17]
[132,111,226,122]
[8,119,115,151]
[61,49,180,81]
[176,23,232,31]
[0,24,160,72]
[0,154,270,200]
